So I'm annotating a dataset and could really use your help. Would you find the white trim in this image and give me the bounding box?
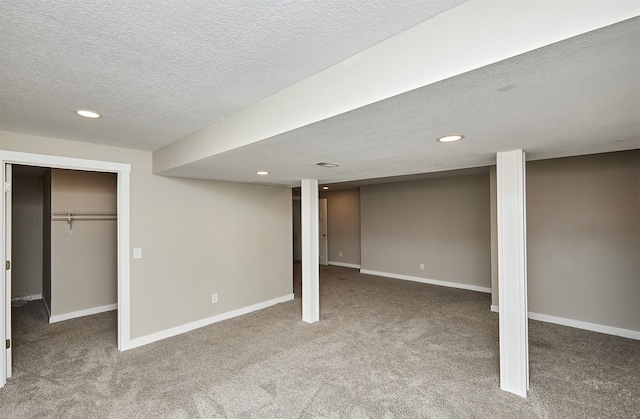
[116,170,131,351]
[11,294,42,302]
[359,269,491,293]
[0,151,131,365]
[328,261,361,269]
[491,305,639,341]
[0,151,130,173]
[128,294,294,350]
[3,162,11,383]
[528,312,640,341]
[49,303,117,323]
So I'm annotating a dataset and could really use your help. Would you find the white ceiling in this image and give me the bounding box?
[0,0,466,150]
[1,1,638,188]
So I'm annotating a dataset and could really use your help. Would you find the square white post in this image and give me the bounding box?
[301,179,319,323]
[497,150,529,397]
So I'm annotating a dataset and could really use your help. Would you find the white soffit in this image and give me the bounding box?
[153,0,640,176]
[157,16,640,187]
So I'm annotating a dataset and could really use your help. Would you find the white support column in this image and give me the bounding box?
[497,149,529,398]
[301,179,319,323]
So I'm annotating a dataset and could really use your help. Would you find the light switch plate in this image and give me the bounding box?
[133,247,142,259]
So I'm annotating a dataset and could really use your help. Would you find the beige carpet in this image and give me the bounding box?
[1,264,638,418]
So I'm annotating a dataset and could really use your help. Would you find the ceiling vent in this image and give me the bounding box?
[316,162,340,168]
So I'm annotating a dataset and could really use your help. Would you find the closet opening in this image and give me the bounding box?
[12,166,118,321]
[10,165,118,369]
[1,151,132,388]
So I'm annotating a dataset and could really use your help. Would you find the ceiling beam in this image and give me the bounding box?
[153,0,639,176]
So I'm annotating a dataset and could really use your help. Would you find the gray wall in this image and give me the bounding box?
[11,172,44,299]
[361,174,491,289]
[525,151,639,331]
[1,131,293,340]
[320,188,361,266]
[50,169,118,317]
[295,152,640,335]
[294,188,361,266]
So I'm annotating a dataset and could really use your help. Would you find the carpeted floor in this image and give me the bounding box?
[1,264,638,418]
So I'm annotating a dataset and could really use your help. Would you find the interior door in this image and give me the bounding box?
[3,162,12,384]
[319,198,328,265]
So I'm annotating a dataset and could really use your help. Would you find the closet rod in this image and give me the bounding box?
[51,211,117,217]
[51,215,117,220]
[51,211,117,232]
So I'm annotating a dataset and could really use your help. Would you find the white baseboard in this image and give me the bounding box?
[328,261,361,269]
[528,311,640,340]
[490,305,639,340]
[127,293,295,350]
[11,293,43,302]
[360,269,491,294]
[49,303,117,323]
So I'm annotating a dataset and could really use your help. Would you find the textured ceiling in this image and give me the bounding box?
[1,1,638,188]
[159,17,640,187]
[0,0,466,151]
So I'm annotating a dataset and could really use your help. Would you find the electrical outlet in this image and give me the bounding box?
[420,263,425,270]
[211,293,218,304]
[339,251,343,257]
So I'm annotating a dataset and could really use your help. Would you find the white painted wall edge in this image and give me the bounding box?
[11,294,43,302]
[490,305,640,341]
[328,261,361,269]
[360,269,491,293]
[126,294,294,350]
[49,303,117,323]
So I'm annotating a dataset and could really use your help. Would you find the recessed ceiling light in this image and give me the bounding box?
[316,162,340,168]
[256,171,269,175]
[76,109,101,118]
[322,186,329,190]
[437,134,464,143]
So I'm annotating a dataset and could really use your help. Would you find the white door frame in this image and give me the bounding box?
[3,163,12,384]
[0,151,131,388]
